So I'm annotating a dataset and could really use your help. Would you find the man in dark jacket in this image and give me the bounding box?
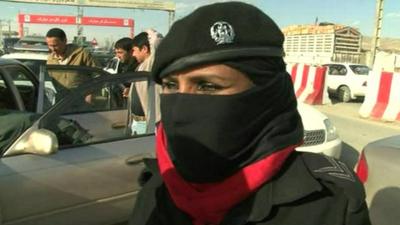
[114,37,138,74]
[113,37,138,101]
[129,2,371,225]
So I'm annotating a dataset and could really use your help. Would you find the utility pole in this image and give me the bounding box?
[0,20,3,51]
[168,11,175,29]
[8,20,11,37]
[370,0,384,68]
[76,5,84,45]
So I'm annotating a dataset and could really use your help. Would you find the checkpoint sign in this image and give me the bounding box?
[18,14,76,25]
[82,16,133,27]
[18,14,133,27]
[5,0,175,11]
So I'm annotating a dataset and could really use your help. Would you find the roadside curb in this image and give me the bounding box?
[312,103,400,130]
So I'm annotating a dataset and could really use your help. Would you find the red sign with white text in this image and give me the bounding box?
[17,13,134,38]
[81,16,133,27]
[18,14,133,27]
[18,14,76,25]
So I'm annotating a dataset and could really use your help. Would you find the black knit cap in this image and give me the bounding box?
[152,1,285,83]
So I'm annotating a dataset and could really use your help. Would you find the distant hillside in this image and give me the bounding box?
[362,37,400,52]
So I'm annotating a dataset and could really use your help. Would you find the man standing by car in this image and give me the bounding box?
[111,37,139,108]
[45,27,99,102]
[128,29,162,134]
[114,37,138,74]
[113,37,138,97]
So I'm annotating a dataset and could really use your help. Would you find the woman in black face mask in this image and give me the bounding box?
[130,2,370,225]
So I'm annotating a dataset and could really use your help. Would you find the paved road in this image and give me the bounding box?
[312,101,400,168]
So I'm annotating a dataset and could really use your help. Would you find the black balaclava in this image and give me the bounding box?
[160,57,303,183]
[153,2,304,183]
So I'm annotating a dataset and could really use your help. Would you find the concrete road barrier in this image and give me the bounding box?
[359,71,400,122]
[287,63,331,105]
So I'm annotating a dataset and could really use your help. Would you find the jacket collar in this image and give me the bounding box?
[222,152,323,224]
[145,153,323,225]
[49,44,81,62]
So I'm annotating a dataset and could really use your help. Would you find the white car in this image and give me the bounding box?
[297,103,342,159]
[1,51,48,74]
[323,63,370,102]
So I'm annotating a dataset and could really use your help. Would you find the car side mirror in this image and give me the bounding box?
[4,129,59,157]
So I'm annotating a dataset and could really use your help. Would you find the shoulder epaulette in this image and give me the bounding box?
[301,153,366,212]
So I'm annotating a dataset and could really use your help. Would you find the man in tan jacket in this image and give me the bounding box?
[46,28,99,102]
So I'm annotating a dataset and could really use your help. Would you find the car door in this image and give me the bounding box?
[0,67,155,225]
[0,62,46,154]
[347,64,369,96]
[0,61,40,112]
[325,64,348,91]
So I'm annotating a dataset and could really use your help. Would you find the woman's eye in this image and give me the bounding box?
[162,81,178,91]
[197,82,222,92]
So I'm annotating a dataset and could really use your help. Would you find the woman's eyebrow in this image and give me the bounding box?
[163,76,178,82]
[186,73,228,82]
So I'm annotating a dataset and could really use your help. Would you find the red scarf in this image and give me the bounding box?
[156,124,296,225]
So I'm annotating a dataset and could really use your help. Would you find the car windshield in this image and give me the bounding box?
[349,65,370,75]
[13,36,48,52]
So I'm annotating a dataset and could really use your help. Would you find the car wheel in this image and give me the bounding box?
[338,86,351,102]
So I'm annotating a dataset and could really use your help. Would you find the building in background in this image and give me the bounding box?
[283,23,362,65]
[361,37,400,72]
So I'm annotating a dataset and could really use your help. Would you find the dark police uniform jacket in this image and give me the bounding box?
[130,152,371,225]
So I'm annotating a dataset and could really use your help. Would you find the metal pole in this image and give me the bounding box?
[0,20,3,52]
[8,20,11,37]
[131,9,135,38]
[77,5,83,45]
[370,0,384,68]
[168,11,175,29]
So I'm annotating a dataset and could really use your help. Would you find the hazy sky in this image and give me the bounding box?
[0,0,399,45]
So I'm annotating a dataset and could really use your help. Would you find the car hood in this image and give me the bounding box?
[297,103,327,131]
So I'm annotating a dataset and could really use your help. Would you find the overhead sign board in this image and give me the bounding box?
[18,14,76,25]
[83,0,175,11]
[18,13,134,27]
[6,0,79,5]
[5,0,175,11]
[82,16,133,27]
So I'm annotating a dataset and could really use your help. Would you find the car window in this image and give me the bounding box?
[4,65,37,112]
[19,59,52,80]
[0,73,18,110]
[349,65,370,75]
[40,72,151,148]
[328,64,347,76]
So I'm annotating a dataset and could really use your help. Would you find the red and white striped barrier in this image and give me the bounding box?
[359,71,400,121]
[287,63,331,105]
